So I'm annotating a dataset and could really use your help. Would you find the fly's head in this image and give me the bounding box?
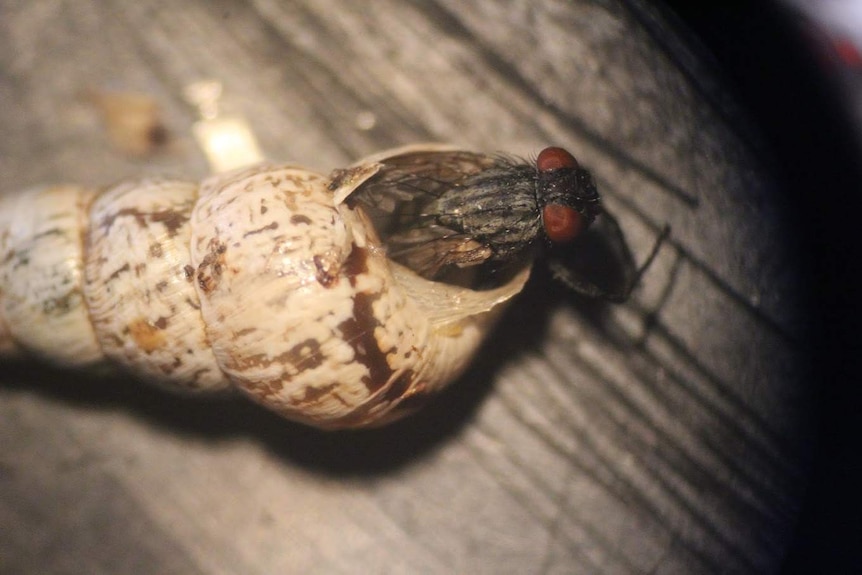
[533,147,668,302]
[534,147,602,246]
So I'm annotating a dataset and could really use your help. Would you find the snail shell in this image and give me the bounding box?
[0,145,529,429]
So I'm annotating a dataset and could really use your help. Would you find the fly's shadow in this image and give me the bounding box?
[547,210,669,304]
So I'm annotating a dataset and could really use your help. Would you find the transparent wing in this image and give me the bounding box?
[347,150,508,278]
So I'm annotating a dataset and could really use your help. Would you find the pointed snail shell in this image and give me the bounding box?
[0,145,530,429]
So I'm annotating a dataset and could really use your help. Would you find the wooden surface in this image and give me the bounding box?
[0,1,812,573]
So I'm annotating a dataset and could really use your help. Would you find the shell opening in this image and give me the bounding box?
[340,157,533,292]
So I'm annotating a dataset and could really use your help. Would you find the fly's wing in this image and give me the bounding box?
[346,150,508,279]
[348,149,500,214]
[382,227,493,279]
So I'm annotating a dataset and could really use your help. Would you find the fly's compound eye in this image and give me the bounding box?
[542,203,584,244]
[536,146,579,171]
[537,146,589,244]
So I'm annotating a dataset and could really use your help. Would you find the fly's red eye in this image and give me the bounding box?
[542,204,584,244]
[536,147,579,172]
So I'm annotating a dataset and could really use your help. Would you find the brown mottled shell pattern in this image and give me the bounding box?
[0,146,530,429]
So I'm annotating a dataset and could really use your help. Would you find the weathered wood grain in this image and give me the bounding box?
[0,1,811,573]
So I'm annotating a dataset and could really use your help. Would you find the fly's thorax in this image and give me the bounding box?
[431,164,541,260]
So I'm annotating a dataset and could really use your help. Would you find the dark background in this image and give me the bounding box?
[662,1,862,572]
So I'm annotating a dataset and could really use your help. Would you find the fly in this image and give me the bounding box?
[345,146,667,301]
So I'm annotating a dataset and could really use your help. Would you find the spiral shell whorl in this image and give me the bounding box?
[190,164,376,425]
[84,178,229,391]
[0,185,101,365]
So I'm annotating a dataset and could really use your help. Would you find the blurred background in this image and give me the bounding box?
[787,0,862,141]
